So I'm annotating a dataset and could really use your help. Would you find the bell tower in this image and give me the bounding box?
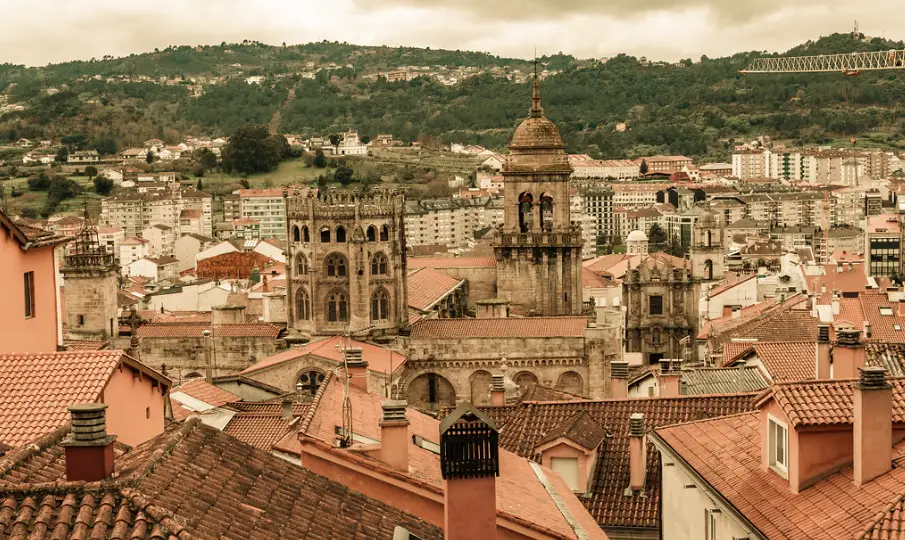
[493,74,583,315]
[690,208,725,281]
[61,223,119,340]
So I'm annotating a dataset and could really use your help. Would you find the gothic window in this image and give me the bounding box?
[327,291,349,322]
[367,225,377,242]
[371,288,390,321]
[292,225,300,242]
[320,226,331,243]
[298,370,325,395]
[325,254,347,277]
[296,254,309,275]
[371,252,389,275]
[296,288,310,320]
[380,225,389,242]
[518,192,534,233]
[540,194,554,232]
[302,226,310,243]
[336,226,347,243]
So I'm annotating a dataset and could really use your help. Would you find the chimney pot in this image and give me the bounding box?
[854,366,893,486]
[628,413,646,491]
[490,375,506,406]
[344,348,369,392]
[281,398,293,420]
[64,403,116,483]
[817,324,831,343]
[857,366,891,390]
[610,360,630,399]
[629,412,644,437]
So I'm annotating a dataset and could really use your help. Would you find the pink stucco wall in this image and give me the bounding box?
[0,227,59,353]
[102,365,165,447]
[538,441,594,493]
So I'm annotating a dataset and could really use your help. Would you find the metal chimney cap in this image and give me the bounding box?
[69,403,108,414]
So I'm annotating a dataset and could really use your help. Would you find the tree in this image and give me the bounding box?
[328,134,341,147]
[334,165,355,186]
[93,176,114,195]
[55,147,68,163]
[313,149,327,168]
[146,151,155,164]
[85,165,98,178]
[27,172,50,191]
[221,124,282,174]
[639,159,649,175]
[648,223,667,246]
[239,178,250,189]
[92,139,117,156]
[269,134,291,159]
[198,148,217,170]
[196,179,204,190]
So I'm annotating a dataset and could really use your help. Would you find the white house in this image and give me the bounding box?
[125,256,179,282]
[195,240,240,266]
[141,223,177,257]
[119,237,150,273]
[67,150,100,163]
[481,154,506,172]
[142,280,232,312]
[704,274,759,320]
[252,239,286,264]
[174,233,216,273]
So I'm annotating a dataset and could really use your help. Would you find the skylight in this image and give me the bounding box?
[880,307,894,316]
[896,324,902,331]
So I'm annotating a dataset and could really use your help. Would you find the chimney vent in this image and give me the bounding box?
[629,412,644,437]
[381,399,408,423]
[611,360,629,379]
[817,324,830,343]
[282,398,293,421]
[69,403,111,443]
[857,366,891,390]
[491,374,505,393]
[344,347,364,364]
[837,329,861,346]
[440,403,499,480]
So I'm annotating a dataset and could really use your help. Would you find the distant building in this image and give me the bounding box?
[233,188,287,240]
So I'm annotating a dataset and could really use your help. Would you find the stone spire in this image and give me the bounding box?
[530,59,543,118]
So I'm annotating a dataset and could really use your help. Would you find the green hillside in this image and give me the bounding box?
[2,33,905,161]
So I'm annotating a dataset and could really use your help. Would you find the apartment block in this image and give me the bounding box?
[234,188,287,240]
[403,196,503,248]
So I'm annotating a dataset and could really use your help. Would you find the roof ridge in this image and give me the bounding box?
[120,418,202,485]
[854,490,905,540]
[655,410,759,433]
[0,424,70,476]
[299,371,333,435]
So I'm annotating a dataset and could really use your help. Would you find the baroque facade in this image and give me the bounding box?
[285,188,409,339]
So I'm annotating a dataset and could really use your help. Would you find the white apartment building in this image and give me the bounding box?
[580,186,615,244]
[100,186,212,237]
[141,223,177,257]
[731,149,767,179]
[235,188,287,240]
[96,227,125,259]
[119,237,150,273]
[611,184,668,209]
[404,196,503,248]
[570,159,641,181]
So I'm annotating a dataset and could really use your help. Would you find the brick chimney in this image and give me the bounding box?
[628,413,647,491]
[658,359,682,397]
[610,360,629,399]
[64,403,116,482]
[380,400,410,472]
[898,299,905,317]
[440,403,499,540]
[281,398,293,421]
[833,329,865,379]
[816,324,831,379]
[344,347,368,392]
[490,374,505,406]
[854,367,892,486]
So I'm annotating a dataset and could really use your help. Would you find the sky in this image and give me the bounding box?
[0,0,900,66]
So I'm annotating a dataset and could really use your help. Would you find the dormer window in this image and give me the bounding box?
[768,415,788,478]
[551,457,579,491]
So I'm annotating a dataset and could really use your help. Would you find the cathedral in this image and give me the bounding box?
[493,77,584,316]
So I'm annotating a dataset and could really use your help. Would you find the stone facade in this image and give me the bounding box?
[689,208,725,281]
[285,188,408,339]
[61,225,119,340]
[137,335,283,384]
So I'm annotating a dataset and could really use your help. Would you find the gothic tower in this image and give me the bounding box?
[285,188,408,340]
[61,224,119,340]
[493,75,583,315]
[689,208,725,281]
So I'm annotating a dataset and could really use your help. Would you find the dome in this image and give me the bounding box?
[510,116,564,150]
[627,230,648,242]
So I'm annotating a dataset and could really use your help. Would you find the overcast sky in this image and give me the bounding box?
[1,0,900,66]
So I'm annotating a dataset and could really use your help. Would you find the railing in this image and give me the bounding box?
[741,49,905,73]
[496,231,583,247]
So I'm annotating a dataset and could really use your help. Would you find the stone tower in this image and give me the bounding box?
[690,208,725,281]
[285,188,408,340]
[493,76,583,315]
[61,223,119,340]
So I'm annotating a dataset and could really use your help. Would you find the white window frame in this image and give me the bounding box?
[707,509,719,540]
[768,414,789,478]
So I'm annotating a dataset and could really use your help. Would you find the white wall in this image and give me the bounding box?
[253,241,286,263]
[707,278,758,320]
[196,241,238,264]
[174,236,203,272]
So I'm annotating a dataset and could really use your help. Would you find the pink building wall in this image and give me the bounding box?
[0,227,60,353]
[102,366,166,446]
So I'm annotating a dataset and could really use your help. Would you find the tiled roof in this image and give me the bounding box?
[406,267,464,311]
[493,394,756,530]
[867,342,905,377]
[655,412,905,540]
[0,420,443,540]
[701,295,809,350]
[744,310,818,343]
[62,339,110,351]
[759,378,905,428]
[241,336,406,376]
[408,316,588,338]
[582,267,617,289]
[0,351,125,448]
[221,401,312,451]
[135,323,284,338]
[170,378,240,421]
[804,264,871,294]
[681,366,769,395]
[407,256,497,269]
[0,209,70,250]
[739,342,817,382]
[721,341,756,365]
[537,411,606,450]
[859,292,905,343]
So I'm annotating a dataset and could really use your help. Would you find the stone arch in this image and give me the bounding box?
[380,225,389,242]
[513,371,539,395]
[405,373,456,411]
[320,226,331,243]
[336,226,347,243]
[704,259,713,280]
[371,287,391,321]
[185,371,203,379]
[539,192,554,232]
[518,192,534,233]
[556,371,583,396]
[296,367,326,396]
[324,252,348,277]
[371,252,389,275]
[292,225,301,243]
[367,225,377,242]
[325,288,349,322]
[295,253,309,275]
[296,287,311,320]
[470,370,493,406]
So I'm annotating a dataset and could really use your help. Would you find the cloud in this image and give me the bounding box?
[0,0,897,66]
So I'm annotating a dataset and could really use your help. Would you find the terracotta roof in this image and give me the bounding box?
[0,420,443,540]
[408,317,588,339]
[406,267,464,311]
[0,351,168,448]
[732,342,817,382]
[493,394,756,530]
[221,402,312,451]
[170,378,240,421]
[867,342,905,377]
[0,209,70,250]
[655,412,905,540]
[62,339,110,351]
[537,411,606,450]
[804,264,871,294]
[859,292,905,343]
[135,323,284,338]
[582,267,618,289]
[407,256,497,269]
[241,337,406,376]
[758,377,905,428]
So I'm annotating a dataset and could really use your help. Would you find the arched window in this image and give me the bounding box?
[366,226,377,242]
[336,226,347,243]
[371,288,390,321]
[371,252,388,275]
[292,225,300,242]
[327,291,349,322]
[380,225,389,242]
[296,254,309,275]
[302,226,310,243]
[704,259,714,280]
[325,254,347,277]
[320,226,330,243]
[540,193,553,232]
[296,288,310,320]
[518,192,534,233]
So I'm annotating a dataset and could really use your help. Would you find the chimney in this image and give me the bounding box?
[854,367,892,486]
[864,321,872,339]
[628,413,647,491]
[833,329,866,379]
[64,403,116,482]
[610,360,629,399]
[440,403,499,540]
[816,324,831,379]
[490,375,506,406]
[281,398,293,421]
[832,293,841,316]
[658,359,682,397]
[380,400,410,472]
[899,299,905,317]
[202,329,213,383]
[344,347,368,392]
[722,305,732,318]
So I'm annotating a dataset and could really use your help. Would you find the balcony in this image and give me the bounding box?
[495,230,584,248]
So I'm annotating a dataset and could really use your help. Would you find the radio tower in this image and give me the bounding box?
[853,20,860,40]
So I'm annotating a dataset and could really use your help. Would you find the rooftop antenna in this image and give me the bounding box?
[338,322,375,447]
